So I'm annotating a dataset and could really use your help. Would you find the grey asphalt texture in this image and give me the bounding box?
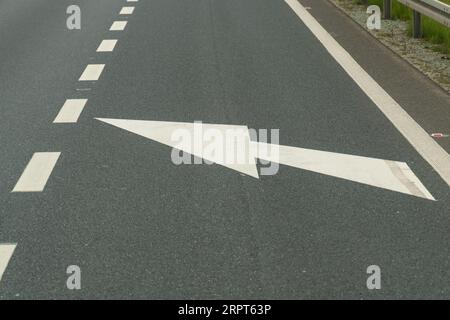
[0,0,449,299]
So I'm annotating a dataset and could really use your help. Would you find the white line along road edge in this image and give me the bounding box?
[12,152,61,192]
[0,244,16,282]
[285,0,450,187]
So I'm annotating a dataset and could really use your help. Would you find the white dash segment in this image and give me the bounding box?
[0,244,16,282]
[79,64,105,81]
[12,152,61,192]
[120,6,135,15]
[127,0,139,2]
[96,39,118,52]
[110,21,127,31]
[53,99,88,123]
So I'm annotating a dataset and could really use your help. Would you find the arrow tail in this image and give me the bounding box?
[254,142,435,200]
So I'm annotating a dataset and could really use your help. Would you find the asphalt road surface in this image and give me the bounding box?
[0,0,449,299]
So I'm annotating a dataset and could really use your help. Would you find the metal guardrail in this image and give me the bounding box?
[421,0,450,14]
[383,0,450,37]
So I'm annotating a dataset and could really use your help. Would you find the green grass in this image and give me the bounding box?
[353,0,450,54]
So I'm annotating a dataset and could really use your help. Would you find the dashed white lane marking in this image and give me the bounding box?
[110,21,127,31]
[53,99,88,123]
[79,64,105,81]
[0,244,16,282]
[285,0,450,187]
[12,152,61,192]
[127,0,139,2]
[120,6,135,15]
[97,39,118,52]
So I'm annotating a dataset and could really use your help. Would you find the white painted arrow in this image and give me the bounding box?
[96,118,435,200]
[97,118,259,178]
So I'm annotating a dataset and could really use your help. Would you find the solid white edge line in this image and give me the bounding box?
[285,0,450,187]
[0,244,17,282]
[12,152,61,192]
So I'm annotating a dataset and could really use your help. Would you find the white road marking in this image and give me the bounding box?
[285,0,450,187]
[256,142,434,200]
[79,64,105,81]
[12,152,61,192]
[110,21,127,31]
[96,118,259,178]
[96,39,118,52]
[53,99,88,123]
[120,6,135,15]
[127,0,139,2]
[95,118,434,200]
[0,244,16,282]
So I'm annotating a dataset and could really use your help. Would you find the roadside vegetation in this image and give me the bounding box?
[354,0,450,54]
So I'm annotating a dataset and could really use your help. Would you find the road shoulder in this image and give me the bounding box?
[298,0,450,153]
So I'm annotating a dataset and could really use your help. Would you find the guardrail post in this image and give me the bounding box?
[383,0,392,19]
[412,10,422,38]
